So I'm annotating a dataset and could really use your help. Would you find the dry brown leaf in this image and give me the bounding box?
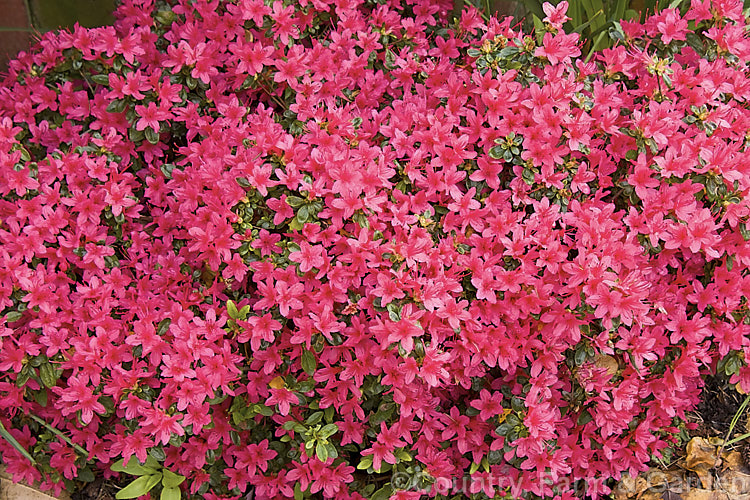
[680,489,710,500]
[625,470,689,500]
[716,470,750,496]
[663,490,684,500]
[679,490,727,500]
[686,438,722,488]
[721,451,746,472]
[685,437,720,468]
[594,354,619,376]
[635,475,656,499]
[637,492,663,500]
[614,474,638,500]
[694,468,716,489]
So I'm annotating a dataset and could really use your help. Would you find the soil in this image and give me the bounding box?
[692,373,746,438]
[69,478,117,500]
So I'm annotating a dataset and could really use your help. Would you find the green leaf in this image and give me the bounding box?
[155,10,177,24]
[577,409,594,425]
[297,205,310,223]
[115,473,162,499]
[161,469,186,489]
[227,300,239,319]
[306,411,324,426]
[129,127,145,143]
[294,482,304,500]
[488,146,504,159]
[623,8,638,20]
[352,211,369,228]
[289,215,304,231]
[316,441,328,462]
[740,223,750,241]
[286,196,305,207]
[319,423,338,439]
[110,457,159,476]
[590,30,610,55]
[144,126,160,145]
[301,349,316,376]
[107,99,127,113]
[160,164,175,179]
[0,420,36,465]
[612,0,627,22]
[574,347,587,366]
[5,311,22,322]
[157,318,171,335]
[39,362,58,388]
[149,447,166,462]
[91,74,110,85]
[357,455,373,470]
[16,367,31,387]
[288,422,307,433]
[371,484,393,500]
[78,467,96,483]
[239,305,251,319]
[532,14,545,44]
[254,404,274,417]
[161,487,181,500]
[33,389,48,407]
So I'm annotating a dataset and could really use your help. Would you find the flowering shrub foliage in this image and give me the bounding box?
[2,0,750,498]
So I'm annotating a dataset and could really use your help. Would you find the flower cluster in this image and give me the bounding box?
[1,0,750,498]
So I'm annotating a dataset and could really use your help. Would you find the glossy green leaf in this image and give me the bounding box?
[371,484,393,500]
[301,349,316,375]
[5,311,22,322]
[91,74,110,85]
[110,457,159,476]
[144,126,160,145]
[115,473,162,499]
[161,468,186,489]
[227,300,239,319]
[306,411,323,426]
[161,486,181,500]
[319,423,338,439]
[357,455,373,470]
[39,362,58,388]
[286,196,305,207]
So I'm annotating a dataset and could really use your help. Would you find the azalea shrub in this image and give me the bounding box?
[1,0,750,498]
